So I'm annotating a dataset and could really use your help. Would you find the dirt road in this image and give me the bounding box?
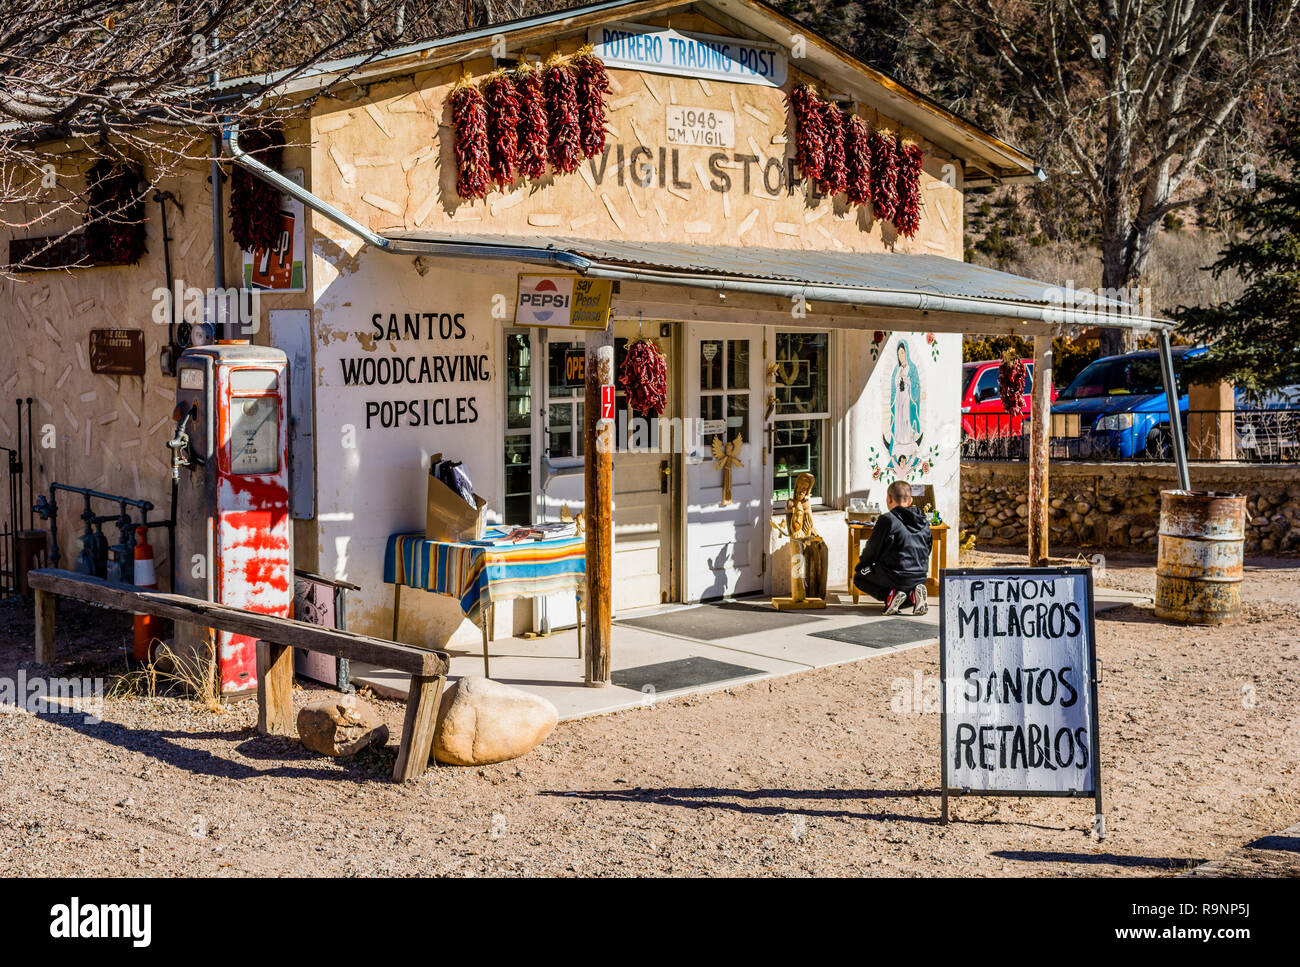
[2,550,1297,877]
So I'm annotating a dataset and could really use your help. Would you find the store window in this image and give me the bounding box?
[503,330,532,524]
[772,332,829,503]
[546,335,585,459]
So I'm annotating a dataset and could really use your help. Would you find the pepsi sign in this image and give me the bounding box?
[516,275,612,329]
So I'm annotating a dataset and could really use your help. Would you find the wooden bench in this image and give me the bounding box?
[28,568,449,782]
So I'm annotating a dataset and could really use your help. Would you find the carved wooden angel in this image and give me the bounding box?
[711,432,743,505]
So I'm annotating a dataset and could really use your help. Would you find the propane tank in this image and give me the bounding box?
[133,526,164,661]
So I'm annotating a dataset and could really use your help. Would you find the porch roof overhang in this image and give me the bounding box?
[384,231,1172,338]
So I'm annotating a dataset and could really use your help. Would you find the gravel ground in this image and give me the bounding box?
[2,548,1297,877]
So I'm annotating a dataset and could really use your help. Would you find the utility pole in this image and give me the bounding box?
[583,328,614,685]
[1028,336,1053,566]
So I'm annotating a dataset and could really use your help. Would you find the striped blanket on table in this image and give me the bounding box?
[383,528,586,624]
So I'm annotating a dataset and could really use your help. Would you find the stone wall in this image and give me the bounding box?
[961,461,1300,555]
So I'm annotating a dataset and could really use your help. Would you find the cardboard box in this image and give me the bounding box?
[425,453,487,542]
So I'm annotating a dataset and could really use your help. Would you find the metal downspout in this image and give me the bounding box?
[1157,330,1192,490]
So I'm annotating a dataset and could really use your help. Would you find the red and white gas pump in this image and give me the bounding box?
[171,344,292,695]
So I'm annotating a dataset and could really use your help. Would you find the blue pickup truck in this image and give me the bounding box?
[1048,346,1204,459]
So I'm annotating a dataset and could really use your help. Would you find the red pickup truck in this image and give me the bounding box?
[960,359,1054,445]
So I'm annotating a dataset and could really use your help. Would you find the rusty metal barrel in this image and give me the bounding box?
[1154,491,1246,624]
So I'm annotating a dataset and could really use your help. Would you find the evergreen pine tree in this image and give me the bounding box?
[1177,119,1300,398]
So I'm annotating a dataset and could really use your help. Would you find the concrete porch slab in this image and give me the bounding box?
[348,587,1150,722]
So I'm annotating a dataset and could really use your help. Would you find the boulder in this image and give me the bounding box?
[297,694,389,757]
[433,676,558,766]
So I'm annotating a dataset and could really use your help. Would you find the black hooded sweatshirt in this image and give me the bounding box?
[856,504,932,588]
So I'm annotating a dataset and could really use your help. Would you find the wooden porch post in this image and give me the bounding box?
[584,329,614,685]
[1028,335,1053,566]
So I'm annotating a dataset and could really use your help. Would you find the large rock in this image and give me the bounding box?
[433,676,558,766]
[297,695,389,757]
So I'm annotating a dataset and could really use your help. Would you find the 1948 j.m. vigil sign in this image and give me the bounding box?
[939,567,1105,837]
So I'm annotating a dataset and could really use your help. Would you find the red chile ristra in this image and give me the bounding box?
[844,114,872,207]
[619,338,669,418]
[229,124,285,254]
[818,100,847,197]
[869,128,899,224]
[514,62,549,181]
[544,54,582,175]
[572,45,611,160]
[483,70,521,189]
[894,138,925,237]
[450,78,491,199]
[788,84,826,184]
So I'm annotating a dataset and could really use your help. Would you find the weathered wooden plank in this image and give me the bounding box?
[392,674,444,782]
[28,569,448,676]
[256,640,295,736]
[34,588,56,664]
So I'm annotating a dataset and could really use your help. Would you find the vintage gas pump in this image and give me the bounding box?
[171,345,292,696]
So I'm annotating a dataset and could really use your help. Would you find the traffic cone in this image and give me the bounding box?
[133,526,163,661]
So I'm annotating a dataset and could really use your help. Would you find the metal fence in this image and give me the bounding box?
[961,409,1300,463]
[1,399,34,600]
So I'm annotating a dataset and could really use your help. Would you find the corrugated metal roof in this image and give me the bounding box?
[507,236,1131,308]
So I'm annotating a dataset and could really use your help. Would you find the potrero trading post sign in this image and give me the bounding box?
[939,567,1104,836]
[588,22,787,87]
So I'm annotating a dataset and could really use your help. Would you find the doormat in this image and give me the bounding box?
[612,656,766,694]
[617,601,828,641]
[808,617,937,650]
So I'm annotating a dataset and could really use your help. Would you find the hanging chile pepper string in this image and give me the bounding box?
[515,61,549,181]
[818,98,847,197]
[85,159,147,265]
[544,53,581,175]
[228,124,285,253]
[788,83,825,184]
[571,44,610,160]
[483,69,521,189]
[619,337,668,418]
[450,75,491,199]
[998,349,1027,416]
[894,138,925,237]
[869,127,899,223]
[844,113,872,207]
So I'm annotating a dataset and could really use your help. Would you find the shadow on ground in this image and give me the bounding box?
[33,709,393,783]
[991,849,1203,870]
[544,786,950,825]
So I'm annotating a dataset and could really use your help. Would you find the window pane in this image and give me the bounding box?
[726,392,750,443]
[727,339,750,390]
[548,401,585,459]
[548,340,585,399]
[504,435,532,524]
[773,418,826,503]
[700,339,723,390]
[774,332,827,414]
[506,332,531,429]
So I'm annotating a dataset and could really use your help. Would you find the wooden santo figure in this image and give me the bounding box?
[773,471,827,610]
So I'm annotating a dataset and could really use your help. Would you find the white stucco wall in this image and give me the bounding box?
[310,229,516,646]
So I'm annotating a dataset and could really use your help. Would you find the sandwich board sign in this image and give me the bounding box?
[939,567,1104,837]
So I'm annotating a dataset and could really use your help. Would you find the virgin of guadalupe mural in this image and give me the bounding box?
[868,336,940,484]
[887,341,923,461]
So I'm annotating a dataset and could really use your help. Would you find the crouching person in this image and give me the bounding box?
[853,480,931,615]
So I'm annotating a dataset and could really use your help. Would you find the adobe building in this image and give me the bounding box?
[2,0,1166,656]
